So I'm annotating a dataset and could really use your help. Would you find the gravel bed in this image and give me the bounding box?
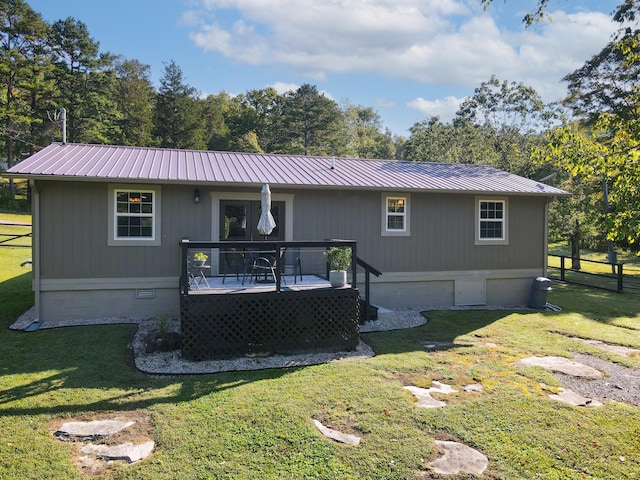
[133,310,426,374]
[553,353,640,406]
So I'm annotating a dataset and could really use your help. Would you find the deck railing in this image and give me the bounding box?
[179,239,358,295]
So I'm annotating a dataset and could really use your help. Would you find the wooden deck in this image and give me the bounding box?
[187,274,344,294]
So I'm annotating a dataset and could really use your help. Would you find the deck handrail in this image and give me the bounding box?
[179,239,358,295]
[356,256,382,321]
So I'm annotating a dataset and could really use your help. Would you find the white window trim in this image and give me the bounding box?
[108,184,162,246]
[381,193,410,237]
[475,196,508,245]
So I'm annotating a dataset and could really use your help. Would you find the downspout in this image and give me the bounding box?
[30,179,41,327]
[543,198,549,276]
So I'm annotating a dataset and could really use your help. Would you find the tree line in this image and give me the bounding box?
[2,0,640,252]
[0,0,398,167]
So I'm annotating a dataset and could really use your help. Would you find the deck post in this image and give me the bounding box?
[180,239,189,294]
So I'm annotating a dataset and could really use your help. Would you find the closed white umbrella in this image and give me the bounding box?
[257,184,276,236]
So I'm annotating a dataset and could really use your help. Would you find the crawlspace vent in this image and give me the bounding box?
[136,288,155,299]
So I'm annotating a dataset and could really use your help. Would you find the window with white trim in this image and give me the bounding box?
[116,190,155,238]
[479,200,504,239]
[475,197,508,245]
[381,194,410,236]
[108,185,161,246]
[386,196,406,232]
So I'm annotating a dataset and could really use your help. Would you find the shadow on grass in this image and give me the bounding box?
[0,271,33,329]
[362,309,508,355]
[0,322,293,418]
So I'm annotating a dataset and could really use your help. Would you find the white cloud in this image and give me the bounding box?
[187,0,618,102]
[407,96,464,122]
[269,81,298,94]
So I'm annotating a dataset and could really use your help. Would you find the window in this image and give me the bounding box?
[475,197,508,245]
[108,185,161,246]
[381,194,410,236]
[387,197,406,231]
[479,201,504,239]
[116,191,154,238]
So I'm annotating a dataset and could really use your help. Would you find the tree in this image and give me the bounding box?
[201,92,232,151]
[404,116,496,164]
[455,76,562,175]
[405,78,560,178]
[277,84,343,155]
[112,57,155,146]
[536,7,640,247]
[48,17,118,143]
[153,60,206,149]
[341,103,395,159]
[481,0,573,25]
[0,0,50,194]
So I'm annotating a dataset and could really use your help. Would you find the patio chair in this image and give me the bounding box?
[221,249,245,284]
[281,247,302,284]
[250,256,277,284]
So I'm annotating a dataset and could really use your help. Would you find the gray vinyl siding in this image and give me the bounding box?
[292,189,546,273]
[37,181,546,280]
[37,181,211,279]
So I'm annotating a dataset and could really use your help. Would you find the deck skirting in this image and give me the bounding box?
[181,287,360,360]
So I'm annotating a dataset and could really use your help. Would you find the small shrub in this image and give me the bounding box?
[324,247,351,271]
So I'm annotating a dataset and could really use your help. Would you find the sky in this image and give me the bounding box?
[27,0,622,136]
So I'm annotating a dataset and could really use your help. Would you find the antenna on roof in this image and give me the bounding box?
[60,108,67,144]
[51,108,67,144]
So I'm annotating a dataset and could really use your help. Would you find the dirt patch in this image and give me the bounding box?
[48,411,154,477]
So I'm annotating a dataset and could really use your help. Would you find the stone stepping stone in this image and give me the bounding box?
[81,441,155,463]
[577,338,640,357]
[404,386,447,408]
[517,356,603,379]
[429,381,458,395]
[548,387,603,407]
[463,383,484,393]
[429,440,488,475]
[55,420,135,441]
[312,419,361,445]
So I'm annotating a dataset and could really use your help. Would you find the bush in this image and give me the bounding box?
[0,180,30,213]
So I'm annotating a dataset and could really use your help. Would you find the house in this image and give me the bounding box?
[5,142,568,324]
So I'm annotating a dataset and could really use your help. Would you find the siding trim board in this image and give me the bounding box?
[361,268,542,283]
[40,277,178,291]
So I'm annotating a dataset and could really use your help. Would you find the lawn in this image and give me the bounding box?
[1,217,639,478]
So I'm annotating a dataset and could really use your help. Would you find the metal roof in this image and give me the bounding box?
[6,142,569,196]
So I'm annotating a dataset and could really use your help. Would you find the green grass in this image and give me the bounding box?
[1,215,640,478]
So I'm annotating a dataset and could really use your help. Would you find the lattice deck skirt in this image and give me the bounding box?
[181,288,360,360]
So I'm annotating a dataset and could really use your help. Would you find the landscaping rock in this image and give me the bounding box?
[548,387,603,407]
[463,383,484,393]
[312,419,361,445]
[404,386,447,408]
[429,381,458,395]
[517,356,603,379]
[81,441,155,463]
[576,338,640,357]
[55,420,135,442]
[429,440,488,475]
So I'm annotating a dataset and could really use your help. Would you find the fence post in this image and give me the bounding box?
[617,263,623,293]
[560,255,566,282]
